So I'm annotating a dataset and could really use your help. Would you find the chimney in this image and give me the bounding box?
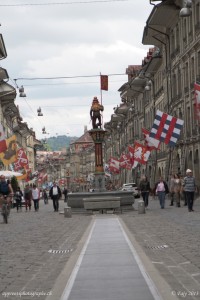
[84,125,87,133]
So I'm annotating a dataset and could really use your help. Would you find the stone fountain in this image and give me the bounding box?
[67,97,134,213]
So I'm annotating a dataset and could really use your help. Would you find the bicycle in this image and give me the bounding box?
[0,194,12,224]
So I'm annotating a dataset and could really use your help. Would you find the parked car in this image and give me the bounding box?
[121,183,140,198]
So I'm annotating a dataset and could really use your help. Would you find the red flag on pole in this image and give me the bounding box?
[0,123,7,153]
[194,82,200,120]
[100,75,108,91]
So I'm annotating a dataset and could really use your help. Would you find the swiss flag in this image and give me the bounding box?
[119,153,132,170]
[142,128,160,150]
[108,157,120,173]
[14,148,29,171]
[134,142,151,164]
[128,145,135,165]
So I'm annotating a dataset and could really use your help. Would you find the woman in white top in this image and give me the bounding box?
[32,184,40,211]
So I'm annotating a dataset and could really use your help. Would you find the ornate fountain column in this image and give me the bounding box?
[89,128,107,192]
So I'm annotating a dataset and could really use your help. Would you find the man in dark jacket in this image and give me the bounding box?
[49,182,61,212]
[139,175,151,208]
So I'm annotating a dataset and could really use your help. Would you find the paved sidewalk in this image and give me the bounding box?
[0,201,92,300]
[120,196,200,300]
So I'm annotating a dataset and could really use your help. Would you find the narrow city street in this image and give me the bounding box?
[0,197,200,300]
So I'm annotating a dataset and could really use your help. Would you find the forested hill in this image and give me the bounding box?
[43,135,79,151]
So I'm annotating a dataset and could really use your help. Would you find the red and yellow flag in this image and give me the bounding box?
[0,135,17,166]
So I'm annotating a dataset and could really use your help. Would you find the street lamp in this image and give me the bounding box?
[19,86,26,97]
[145,80,153,91]
[37,107,43,116]
[180,0,192,17]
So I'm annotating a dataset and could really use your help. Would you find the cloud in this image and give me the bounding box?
[0,0,153,139]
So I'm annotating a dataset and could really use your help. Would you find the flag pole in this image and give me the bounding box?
[100,72,104,127]
[100,72,102,105]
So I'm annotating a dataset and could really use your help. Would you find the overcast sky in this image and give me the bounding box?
[0,0,153,140]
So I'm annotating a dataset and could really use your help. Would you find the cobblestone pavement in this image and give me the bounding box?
[120,196,200,300]
[1,196,200,300]
[0,200,92,300]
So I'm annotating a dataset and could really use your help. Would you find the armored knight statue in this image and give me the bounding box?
[90,97,104,129]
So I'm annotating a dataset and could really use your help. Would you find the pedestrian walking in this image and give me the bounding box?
[63,186,68,203]
[169,174,175,206]
[32,184,40,211]
[154,176,169,209]
[49,182,61,212]
[43,189,48,204]
[180,175,187,206]
[139,175,151,208]
[24,184,32,211]
[183,169,196,212]
[14,187,23,212]
[174,174,182,207]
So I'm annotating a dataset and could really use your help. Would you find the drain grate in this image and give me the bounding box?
[146,244,169,250]
[48,249,73,254]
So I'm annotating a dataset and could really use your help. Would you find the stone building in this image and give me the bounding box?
[0,32,40,177]
[67,127,95,192]
[104,0,200,187]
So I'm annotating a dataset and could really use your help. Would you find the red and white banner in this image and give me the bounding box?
[14,148,29,171]
[128,145,135,165]
[119,153,132,170]
[108,157,120,173]
[142,128,160,150]
[38,171,47,183]
[133,142,151,165]
[194,83,200,120]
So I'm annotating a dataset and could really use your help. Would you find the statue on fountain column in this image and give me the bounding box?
[90,97,104,129]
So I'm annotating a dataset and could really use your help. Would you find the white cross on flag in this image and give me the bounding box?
[108,157,120,174]
[149,110,184,147]
[14,148,29,171]
[142,128,160,150]
[133,142,151,164]
[119,153,132,170]
[194,83,200,120]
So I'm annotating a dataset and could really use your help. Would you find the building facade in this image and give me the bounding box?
[104,0,200,188]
